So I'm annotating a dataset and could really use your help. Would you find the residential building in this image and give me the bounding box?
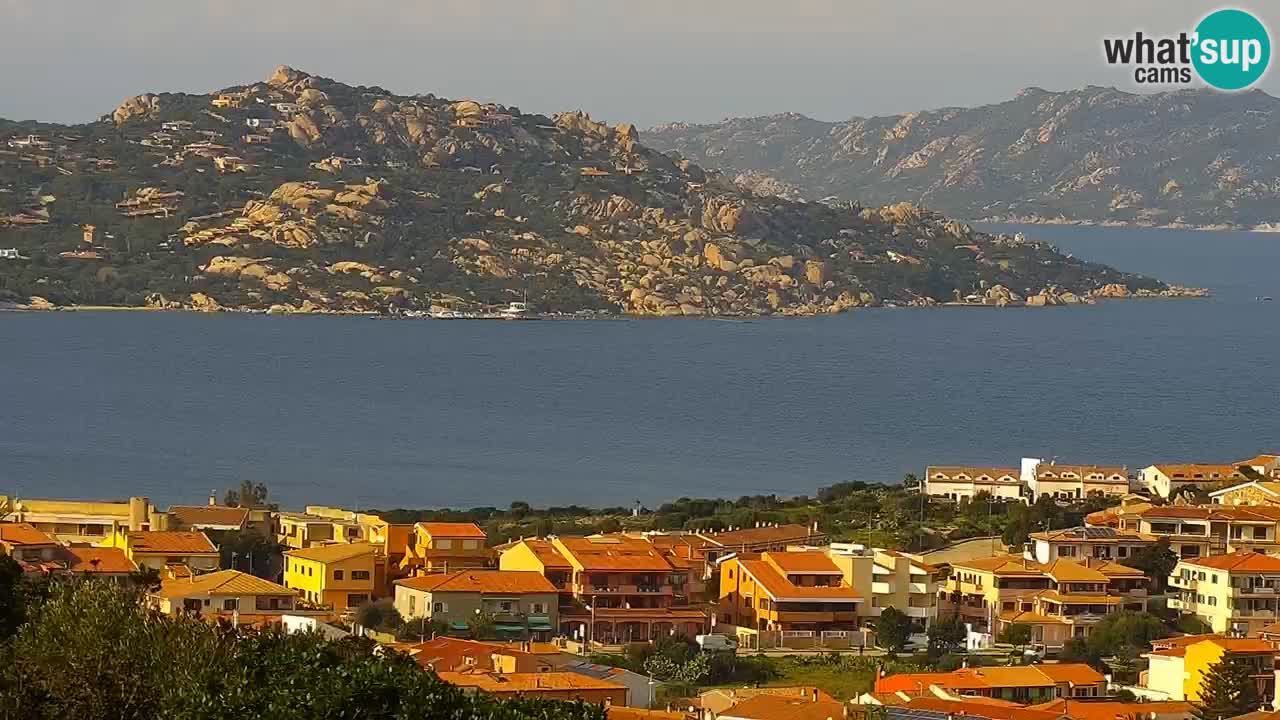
[1026,526,1156,564]
[693,523,827,565]
[1170,552,1280,635]
[1,494,167,544]
[697,687,837,720]
[562,661,662,708]
[394,570,558,639]
[922,466,1024,502]
[0,522,61,565]
[718,551,862,635]
[1127,505,1280,559]
[1083,494,1154,528]
[942,555,1147,642]
[717,692,845,720]
[102,529,220,572]
[1143,634,1231,700]
[1183,637,1278,702]
[149,569,299,620]
[1140,464,1250,499]
[397,637,559,674]
[59,547,138,577]
[825,544,942,637]
[1212,480,1280,507]
[874,663,1107,702]
[502,535,707,642]
[167,504,250,534]
[884,698,1061,720]
[276,511,362,550]
[1026,699,1194,720]
[283,542,383,611]
[1023,461,1130,500]
[1237,454,1280,479]
[403,522,492,574]
[301,506,414,566]
[436,670,627,705]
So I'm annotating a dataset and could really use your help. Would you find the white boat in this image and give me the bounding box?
[499,301,538,320]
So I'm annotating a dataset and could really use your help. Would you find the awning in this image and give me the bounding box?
[493,622,526,633]
[528,622,554,632]
[448,621,470,632]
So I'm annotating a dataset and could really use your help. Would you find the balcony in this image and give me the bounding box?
[872,582,891,594]
[1234,586,1280,597]
[772,610,858,624]
[575,583,673,596]
[905,606,936,619]
[1167,598,1186,610]
[908,582,930,595]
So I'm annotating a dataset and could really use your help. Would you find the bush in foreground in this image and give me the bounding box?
[0,579,605,720]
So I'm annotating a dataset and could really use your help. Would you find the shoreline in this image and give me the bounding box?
[975,217,1280,234]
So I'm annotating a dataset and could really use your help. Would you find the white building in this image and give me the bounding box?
[922,466,1024,502]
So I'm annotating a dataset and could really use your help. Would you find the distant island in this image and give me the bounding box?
[0,69,1193,316]
[645,86,1280,230]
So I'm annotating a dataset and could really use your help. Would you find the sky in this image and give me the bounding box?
[1,1,1277,127]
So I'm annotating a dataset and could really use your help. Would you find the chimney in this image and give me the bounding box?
[812,689,818,703]
[209,490,216,507]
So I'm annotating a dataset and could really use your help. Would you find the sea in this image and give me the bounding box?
[1,224,1277,511]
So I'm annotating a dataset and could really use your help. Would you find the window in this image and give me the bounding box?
[348,594,370,607]
[436,539,452,550]
[183,599,201,612]
[1059,547,1077,557]
[1118,547,1128,558]
[432,602,447,613]
[408,596,416,614]
[352,570,370,581]
[530,602,546,614]
[334,570,344,581]
[728,570,734,579]
[223,599,239,611]
[463,539,478,550]
[499,601,514,612]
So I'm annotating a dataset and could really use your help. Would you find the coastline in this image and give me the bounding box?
[976,216,1280,233]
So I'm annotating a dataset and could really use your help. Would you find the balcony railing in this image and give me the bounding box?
[772,611,858,623]
[908,582,930,594]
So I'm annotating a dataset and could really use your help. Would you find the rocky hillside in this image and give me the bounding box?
[0,69,1177,315]
[646,86,1280,229]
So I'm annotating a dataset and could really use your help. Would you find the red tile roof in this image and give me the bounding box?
[416,522,486,539]
[899,698,1061,720]
[1027,699,1193,720]
[556,536,675,572]
[64,546,137,574]
[719,693,845,720]
[0,522,58,546]
[126,531,217,555]
[168,505,249,529]
[1181,551,1280,573]
[739,559,860,602]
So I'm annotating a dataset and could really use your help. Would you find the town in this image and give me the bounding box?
[3,451,1280,720]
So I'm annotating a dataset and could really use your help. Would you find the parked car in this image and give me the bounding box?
[696,634,739,651]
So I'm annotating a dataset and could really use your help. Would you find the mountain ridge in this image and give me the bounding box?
[644,85,1280,229]
[0,68,1185,315]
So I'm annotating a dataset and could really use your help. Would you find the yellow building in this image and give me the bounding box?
[277,512,361,550]
[1183,637,1277,702]
[1128,505,1280,559]
[1,495,168,544]
[150,569,299,621]
[719,551,862,633]
[822,544,942,637]
[290,506,414,565]
[403,522,491,574]
[102,529,220,573]
[943,555,1147,645]
[1212,480,1280,508]
[283,542,382,611]
[1170,551,1280,635]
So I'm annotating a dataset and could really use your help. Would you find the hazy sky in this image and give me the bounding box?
[2,1,1277,127]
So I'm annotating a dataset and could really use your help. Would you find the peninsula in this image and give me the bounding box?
[0,68,1189,316]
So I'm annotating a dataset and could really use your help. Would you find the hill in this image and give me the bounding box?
[0,69,1181,315]
[645,86,1280,229]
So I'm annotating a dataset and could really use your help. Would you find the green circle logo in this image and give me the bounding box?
[1193,9,1271,90]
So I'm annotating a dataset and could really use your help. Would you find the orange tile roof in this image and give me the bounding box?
[1205,637,1280,654]
[739,559,860,602]
[556,536,674,572]
[876,664,1102,693]
[1030,526,1153,543]
[285,542,377,563]
[399,637,509,671]
[0,522,58,546]
[899,698,1060,720]
[1151,463,1246,479]
[1034,590,1123,605]
[1139,505,1280,521]
[64,546,137,574]
[950,554,1048,576]
[126,531,217,555]
[1236,454,1280,467]
[764,551,842,574]
[1181,551,1280,573]
[998,610,1070,626]
[1032,663,1108,685]
[153,569,295,599]
[1027,699,1193,720]
[514,539,571,569]
[1035,464,1128,481]
[608,708,690,720]
[396,570,556,594]
[1151,633,1224,650]
[416,522,486,539]
[436,670,623,694]
[719,693,845,720]
[168,505,250,529]
[698,524,823,548]
[925,466,1021,483]
[1040,559,1109,583]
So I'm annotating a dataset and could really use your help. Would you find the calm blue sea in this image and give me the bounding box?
[1,225,1277,510]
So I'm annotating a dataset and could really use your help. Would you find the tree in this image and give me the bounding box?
[353,598,402,634]
[397,617,448,642]
[223,481,273,510]
[926,616,967,658]
[0,555,27,639]
[1193,655,1262,720]
[1128,538,1178,592]
[998,623,1032,653]
[1086,611,1169,659]
[876,607,912,654]
[0,580,606,720]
